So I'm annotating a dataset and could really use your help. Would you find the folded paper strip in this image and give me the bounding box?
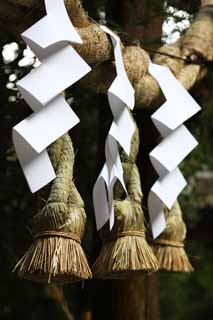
[93,26,135,231]
[12,0,91,193]
[148,62,201,238]
[13,0,92,284]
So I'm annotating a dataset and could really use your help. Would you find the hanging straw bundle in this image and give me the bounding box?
[14,134,92,283]
[149,201,193,272]
[93,126,159,278]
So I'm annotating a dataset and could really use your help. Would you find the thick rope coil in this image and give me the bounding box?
[14,134,92,284]
[147,61,200,238]
[12,0,91,194]
[150,201,194,272]
[93,125,159,278]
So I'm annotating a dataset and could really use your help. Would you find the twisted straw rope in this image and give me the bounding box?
[34,231,81,244]
[149,238,184,248]
[14,134,92,283]
[93,122,159,277]
[104,231,145,243]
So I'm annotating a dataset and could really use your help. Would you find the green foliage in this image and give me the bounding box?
[160,240,213,319]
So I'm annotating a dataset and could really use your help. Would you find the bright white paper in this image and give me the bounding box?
[148,62,201,238]
[17,46,90,112]
[150,125,198,177]
[12,0,91,193]
[22,0,83,60]
[93,26,135,230]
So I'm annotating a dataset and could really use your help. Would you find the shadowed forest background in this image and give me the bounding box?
[0,1,213,319]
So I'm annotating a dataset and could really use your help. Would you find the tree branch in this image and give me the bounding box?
[45,285,75,320]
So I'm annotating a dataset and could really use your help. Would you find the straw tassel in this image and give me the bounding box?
[93,126,159,278]
[150,201,194,272]
[14,134,92,283]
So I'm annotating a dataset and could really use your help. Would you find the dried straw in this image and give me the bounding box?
[93,126,159,278]
[14,134,92,283]
[150,201,194,272]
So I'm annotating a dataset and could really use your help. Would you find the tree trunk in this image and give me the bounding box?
[113,278,146,320]
[145,274,161,320]
[111,1,164,319]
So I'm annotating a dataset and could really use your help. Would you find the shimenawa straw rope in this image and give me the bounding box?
[93,125,159,278]
[14,134,92,283]
[150,201,194,272]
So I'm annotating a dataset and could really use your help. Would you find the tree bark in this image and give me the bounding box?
[45,285,75,320]
[111,2,164,319]
[145,274,161,320]
[113,0,164,47]
[112,278,146,320]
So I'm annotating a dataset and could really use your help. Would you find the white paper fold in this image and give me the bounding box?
[22,0,82,60]
[12,0,91,193]
[148,62,201,238]
[93,26,135,230]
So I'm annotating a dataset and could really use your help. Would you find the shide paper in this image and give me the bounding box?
[148,62,201,238]
[12,0,91,193]
[93,26,135,230]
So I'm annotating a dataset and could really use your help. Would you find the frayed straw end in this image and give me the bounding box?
[151,244,194,272]
[13,236,92,284]
[93,235,159,279]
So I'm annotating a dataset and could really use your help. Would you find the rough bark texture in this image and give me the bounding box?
[45,285,75,320]
[145,274,161,320]
[113,0,165,47]
[111,4,164,320]
[112,278,146,320]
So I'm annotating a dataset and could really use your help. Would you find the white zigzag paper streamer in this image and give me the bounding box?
[93,26,135,230]
[148,62,201,238]
[12,0,91,193]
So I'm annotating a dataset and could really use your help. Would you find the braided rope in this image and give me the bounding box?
[149,238,184,248]
[34,231,81,244]
[104,231,145,243]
